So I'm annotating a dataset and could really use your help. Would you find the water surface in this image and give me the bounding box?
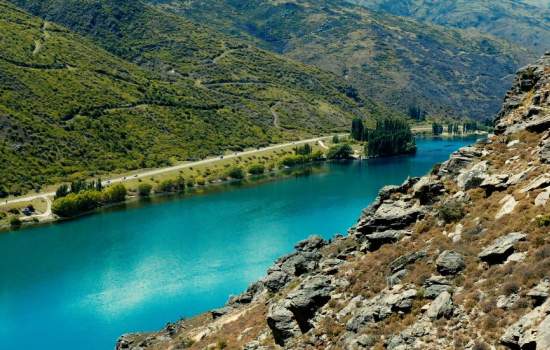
[0,137,476,349]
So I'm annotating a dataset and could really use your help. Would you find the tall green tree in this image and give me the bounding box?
[351,118,365,141]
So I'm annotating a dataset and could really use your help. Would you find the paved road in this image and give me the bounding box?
[0,135,335,206]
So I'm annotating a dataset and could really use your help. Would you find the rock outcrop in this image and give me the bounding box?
[116,54,550,350]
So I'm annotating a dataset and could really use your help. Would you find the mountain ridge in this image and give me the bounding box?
[153,0,533,120]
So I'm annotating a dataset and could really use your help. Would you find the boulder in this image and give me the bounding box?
[286,275,334,332]
[266,304,301,346]
[501,299,550,349]
[295,235,326,252]
[423,275,452,299]
[497,294,520,309]
[276,251,321,276]
[386,320,432,350]
[426,291,454,320]
[356,199,425,235]
[495,195,517,220]
[362,230,409,251]
[478,232,526,264]
[347,286,417,332]
[535,188,550,206]
[436,250,465,276]
[412,176,445,204]
[528,278,550,306]
[267,275,334,344]
[438,146,482,176]
[480,174,509,194]
[390,250,427,272]
[520,175,550,193]
[457,161,488,190]
[539,139,550,163]
[263,271,290,293]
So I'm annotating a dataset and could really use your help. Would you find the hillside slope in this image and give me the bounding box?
[351,0,550,55]
[117,54,550,349]
[152,0,531,120]
[0,1,368,195]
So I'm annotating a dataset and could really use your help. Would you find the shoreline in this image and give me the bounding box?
[0,134,482,233]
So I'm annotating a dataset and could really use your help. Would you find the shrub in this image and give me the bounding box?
[281,154,307,167]
[0,212,6,220]
[248,163,265,175]
[137,183,153,197]
[156,177,185,193]
[537,215,550,227]
[103,184,127,203]
[227,167,245,179]
[438,200,465,223]
[332,135,340,144]
[196,176,206,186]
[326,144,353,159]
[9,216,22,228]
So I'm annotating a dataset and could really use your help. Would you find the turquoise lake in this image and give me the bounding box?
[0,137,477,349]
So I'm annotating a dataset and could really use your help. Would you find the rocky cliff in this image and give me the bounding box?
[116,53,550,350]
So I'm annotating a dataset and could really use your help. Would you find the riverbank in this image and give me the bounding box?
[0,136,337,232]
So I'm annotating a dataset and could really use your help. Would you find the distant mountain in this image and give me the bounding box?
[151,0,531,121]
[351,0,550,55]
[1,0,369,194]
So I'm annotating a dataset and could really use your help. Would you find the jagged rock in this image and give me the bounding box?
[528,278,550,306]
[275,251,321,277]
[338,295,365,320]
[345,334,378,349]
[501,299,550,349]
[386,320,432,349]
[347,286,417,332]
[286,276,334,332]
[356,199,425,235]
[480,174,509,194]
[390,250,427,272]
[520,175,550,193]
[536,187,550,206]
[478,232,526,264]
[436,250,465,276]
[362,230,409,251]
[263,271,290,293]
[295,235,326,252]
[457,161,488,190]
[507,167,535,186]
[495,195,517,219]
[438,146,482,176]
[423,276,453,299]
[427,291,454,320]
[211,306,232,319]
[266,304,301,346]
[412,176,445,204]
[387,269,408,287]
[539,134,550,163]
[497,294,520,309]
[319,258,344,275]
[267,275,334,344]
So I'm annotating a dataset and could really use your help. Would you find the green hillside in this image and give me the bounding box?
[351,0,550,55]
[0,1,373,195]
[151,0,531,121]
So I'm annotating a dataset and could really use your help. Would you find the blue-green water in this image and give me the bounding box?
[0,137,476,349]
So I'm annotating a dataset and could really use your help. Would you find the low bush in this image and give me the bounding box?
[438,200,465,223]
[156,177,186,193]
[248,163,265,175]
[9,216,22,228]
[137,183,153,197]
[226,167,245,179]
